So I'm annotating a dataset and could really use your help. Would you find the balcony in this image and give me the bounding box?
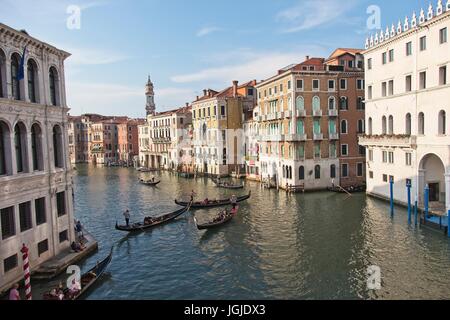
[296,110,306,117]
[284,110,293,118]
[313,109,322,117]
[328,109,338,117]
[277,111,284,119]
[261,134,285,142]
[286,133,307,141]
[358,134,417,148]
[313,133,324,140]
[329,133,339,140]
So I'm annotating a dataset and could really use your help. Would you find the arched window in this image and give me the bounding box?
[49,67,60,106]
[27,59,39,103]
[0,49,6,98]
[289,166,292,180]
[14,122,28,173]
[368,117,373,135]
[299,166,305,180]
[53,125,64,168]
[288,96,292,110]
[330,164,336,178]
[31,123,43,171]
[382,116,387,134]
[439,110,446,135]
[11,53,21,100]
[341,120,348,134]
[328,96,336,110]
[315,165,321,179]
[357,97,365,110]
[388,115,394,134]
[418,112,425,135]
[0,121,12,175]
[339,97,348,110]
[357,119,365,134]
[312,96,320,112]
[405,113,411,135]
[296,96,304,111]
[282,165,286,178]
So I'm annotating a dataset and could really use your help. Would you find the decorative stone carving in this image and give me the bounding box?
[390,24,396,37]
[365,38,369,49]
[385,27,390,40]
[380,31,384,43]
[370,35,374,47]
[419,8,426,24]
[446,0,450,11]
[374,32,379,45]
[397,21,402,34]
[437,0,443,15]
[411,12,417,28]
[427,3,434,20]
[404,16,410,31]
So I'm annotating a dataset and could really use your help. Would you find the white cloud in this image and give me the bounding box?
[196,26,222,37]
[65,47,129,66]
[171,49,321,85]
[276,0,355,33]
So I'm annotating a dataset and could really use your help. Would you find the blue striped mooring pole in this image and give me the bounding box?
[424,184,429,221]
[390,177,394,217]
[407,181,412,224]
[414,199,418,226]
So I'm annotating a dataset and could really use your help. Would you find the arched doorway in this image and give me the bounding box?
[419,154,446,208]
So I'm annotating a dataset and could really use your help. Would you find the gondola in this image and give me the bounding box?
[174,191,251,209]
[43,247,113,300]
[115,202,191,232]
[327,185,366,194]
[139,178,161,186]
[194,207,238,230]
[212,178,244,189]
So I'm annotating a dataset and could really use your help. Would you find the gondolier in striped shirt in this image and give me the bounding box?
[123,209,131,227]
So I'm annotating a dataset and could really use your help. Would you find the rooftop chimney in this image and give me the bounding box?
[203,89,207,96]
[185,102,189,107]
[196,95,199,100]
[232,80,238,97]
[305,55,310,61]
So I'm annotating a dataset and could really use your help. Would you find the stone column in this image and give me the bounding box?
[445,173,450,212]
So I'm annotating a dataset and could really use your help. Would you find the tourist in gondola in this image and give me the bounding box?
[123,209,131,227]
[190,190,197,202]
[9,283,20,300]
[68,278,81,299]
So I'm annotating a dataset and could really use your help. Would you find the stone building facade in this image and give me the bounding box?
[0,23,75,293]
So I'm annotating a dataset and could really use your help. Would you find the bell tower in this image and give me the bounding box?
[145,75,156,116]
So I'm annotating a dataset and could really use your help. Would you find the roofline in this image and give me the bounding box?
[0,23,71,59]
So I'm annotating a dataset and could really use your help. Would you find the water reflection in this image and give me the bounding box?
[31,165,450,300]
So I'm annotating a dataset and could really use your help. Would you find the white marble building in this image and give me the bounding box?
[0,23,75,293]
[360,1,450,212]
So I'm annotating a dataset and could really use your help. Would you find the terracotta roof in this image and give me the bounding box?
[195,80,257,100]
[326,48,363,61]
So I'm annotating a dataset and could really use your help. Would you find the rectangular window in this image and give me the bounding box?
[342,164,349,177]
[389,49,394,62]
[368,86,373,99]
[382,82,387,97]
[357,79,364,90]
[274,86,277,94]
[388,151,394,164]
[314,143,321,159]
[56,192,66,217]
[382,151,387,163]
[341,144,348,156]
[406,152,412,166]
[359,145,366,156]
[369,149,374,161]
[296,80,303,90]
[328,80,335,91]
[440,66,447,86]
[312,79,320,91]
[405,75,412,92]
[288,80,292,90]
[367,58,372,70]
[389,175,395,183]
[279,84,283,92]
[420,36,427,51]
[221,106,226,116]
[383,174,388,182]
[329,142,337,158]
[1,207,15,240]
[37,239,49,257]
[4,254,18,273]
[269,88,272,95]
[420,71,427,89]
[382,52,387,64]
[19,202,32,232]
[406,41,412,56]
[357,163,364,177]
[440,27,447,44]
[340,79,347,90]
[388,80,394,96]
[35,198,46,225]
[369,171,374,179]
[59,230,68,243]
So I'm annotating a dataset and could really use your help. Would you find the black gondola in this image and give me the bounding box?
[175,191,251,209]
[115,202,191,232]
[139,179,161,186]
[194,207,238,230]
[212,178,244,189]
[43,247,113,300]
[327,185,366,194]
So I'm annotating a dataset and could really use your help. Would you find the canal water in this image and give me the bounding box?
[34,165,450,300]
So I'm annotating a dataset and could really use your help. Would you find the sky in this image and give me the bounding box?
[0,0,435,117]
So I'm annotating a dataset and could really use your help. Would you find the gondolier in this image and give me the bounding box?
[190,190,197,202]
[123,209,131,227]
[230,195,237,209]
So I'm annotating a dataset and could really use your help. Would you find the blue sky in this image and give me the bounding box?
[0,0,434,117]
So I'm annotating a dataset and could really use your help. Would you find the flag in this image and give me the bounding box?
[17,46,27,81]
